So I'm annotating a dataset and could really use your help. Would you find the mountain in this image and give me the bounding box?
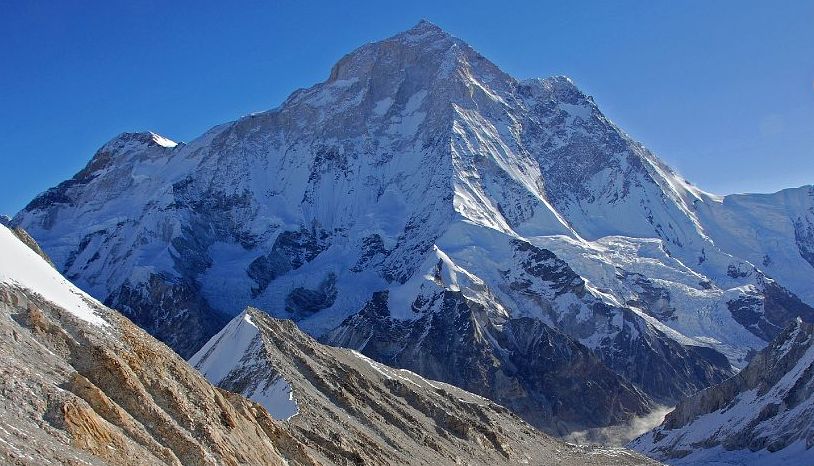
[0,224,654,465]
[191,307,656,464]
[630,318,814,464]
[0,224,316,465]
[12,21,814,433]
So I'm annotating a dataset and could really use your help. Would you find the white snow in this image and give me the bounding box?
[404,90,427,113]
[0,226,108,327]
[631,329,814,464]
[245,375,298,421]
[189,310,299,421]
[663,440,814,466]
[149,132,178,148]
[373,97,393,116]
[188,309,261,383]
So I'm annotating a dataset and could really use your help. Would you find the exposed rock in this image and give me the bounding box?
[501,240,732,404]
[0,223,656,464]
[324,288,654,435]
[285,272,338,319]
[793,189,814,269]
[727,275,814,342]
[248,227,332,298]
[192,307,658,465]
[105,272,227,359]
[8,225,56,268]
[0,258,313,464]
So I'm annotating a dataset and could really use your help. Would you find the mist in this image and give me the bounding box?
[563,406,673,447]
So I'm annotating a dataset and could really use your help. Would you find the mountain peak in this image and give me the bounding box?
[61,131,180,186]
[393,19,458,50]
[100,131,177,153]
[327,21,461,83]
[631,314,814,463]
[403,19,446,36]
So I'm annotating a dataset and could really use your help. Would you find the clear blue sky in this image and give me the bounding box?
[1,1,812,216]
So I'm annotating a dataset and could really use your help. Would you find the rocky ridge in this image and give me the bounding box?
[0,225,313,465]
[192,307,657,465]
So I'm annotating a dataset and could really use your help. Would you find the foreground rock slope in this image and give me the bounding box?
[630,319,814,464]
[0,225,316,465]
[0,224,654,464]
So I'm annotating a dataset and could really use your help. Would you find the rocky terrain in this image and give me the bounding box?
[192,307,656,465]
[10,21,814,436]
[0,225,314,465]
[630,319,814,464]
[324,287,655,435]
[0,223,658,464]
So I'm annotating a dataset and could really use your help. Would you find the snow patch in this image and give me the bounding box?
[188,309,261,383]
[373,97,393,116]
[246,375,298,421]
[149,132,178,148]
[0,226,108,327]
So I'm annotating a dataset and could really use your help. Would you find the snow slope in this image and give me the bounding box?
[191,308,657,464]
[2,224,626,465]
[189,309,299,420]
[0,225,107,327]
[630,319,814,464]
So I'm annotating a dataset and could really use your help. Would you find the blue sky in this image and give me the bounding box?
[1,1,812,215]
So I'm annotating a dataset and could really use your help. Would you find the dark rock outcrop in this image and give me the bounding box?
[105,273,227,358]
[324,289,654,435]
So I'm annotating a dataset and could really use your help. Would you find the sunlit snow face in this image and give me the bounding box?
[0,226,108,328]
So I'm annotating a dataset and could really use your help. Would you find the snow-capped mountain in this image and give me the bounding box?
[630,318,814,464]
[12,21,814,433]
[0,223,653,465]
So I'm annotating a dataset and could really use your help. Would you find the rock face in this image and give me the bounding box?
[12,131,228,358]
[325,287,654,435]
[630,319,814,464]
[0,224,655,465]
[191,307,657,465]
[12,21,814,432]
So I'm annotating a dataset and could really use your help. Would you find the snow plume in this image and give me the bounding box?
[564,406,672,447]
